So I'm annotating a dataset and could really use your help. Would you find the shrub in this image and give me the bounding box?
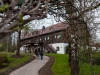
[79,47,94,63]
[64,45,69,54]
[0,53,4,66]
[0,53,9,66]
[93,56,100,65]
[2,53,9,63]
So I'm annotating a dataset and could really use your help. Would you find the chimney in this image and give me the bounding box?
[42,26,45,32]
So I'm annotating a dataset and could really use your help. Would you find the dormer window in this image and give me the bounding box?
[35,29,38,34]
[32,32,34,35]
[49,27,53,31]
[36,31,38,34]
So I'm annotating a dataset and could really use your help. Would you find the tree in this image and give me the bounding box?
[21,25,30,53]
[0,0,100,75]
[12,24,30,55]
[47,0,100,75]
[0,0,48,43]
[66,0,100,75]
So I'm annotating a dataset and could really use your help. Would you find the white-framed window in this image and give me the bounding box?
[57,35,61,38]
[55,35,56,38]
[47,36,50,40]
[45,37,46,40]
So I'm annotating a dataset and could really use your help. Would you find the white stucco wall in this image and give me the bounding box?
[50,43,68,54]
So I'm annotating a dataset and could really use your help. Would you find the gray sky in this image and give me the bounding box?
[30,14,64,30]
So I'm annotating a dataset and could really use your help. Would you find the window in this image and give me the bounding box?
[32,32,34,35]
[37,39,38,42]
[36,31,38,34]
[49,27,53,31]
[55,35,56,38]
[57,35,61,38]
[45,37,46,40]
[47,36,49,40]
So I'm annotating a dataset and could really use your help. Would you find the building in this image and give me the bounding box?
[20,22,69,54]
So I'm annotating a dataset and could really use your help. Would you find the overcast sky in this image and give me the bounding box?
[30,14,64,30]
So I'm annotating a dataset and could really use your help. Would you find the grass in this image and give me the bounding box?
[46,54,71,75]
[79,52,100,75]
[79,62,100,75]
[0,53,32,73]
[47,53,100,75]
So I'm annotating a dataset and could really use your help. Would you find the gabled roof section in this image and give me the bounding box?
[22,22,69,39]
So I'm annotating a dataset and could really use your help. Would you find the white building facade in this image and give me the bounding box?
[50,43,68,54]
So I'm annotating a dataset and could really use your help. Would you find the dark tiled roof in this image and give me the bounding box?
[23,22,69,39]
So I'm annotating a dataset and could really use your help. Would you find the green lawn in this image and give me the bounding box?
[79,62,100,75]
[79,52,100,75]
[47,54,71,75]
[0,53,32,73]
[47,53,100,75]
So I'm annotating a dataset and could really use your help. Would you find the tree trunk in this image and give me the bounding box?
[16,31,21,56]
[70,34,79,75]
[29,45,32,53]
[25,47,27,53]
